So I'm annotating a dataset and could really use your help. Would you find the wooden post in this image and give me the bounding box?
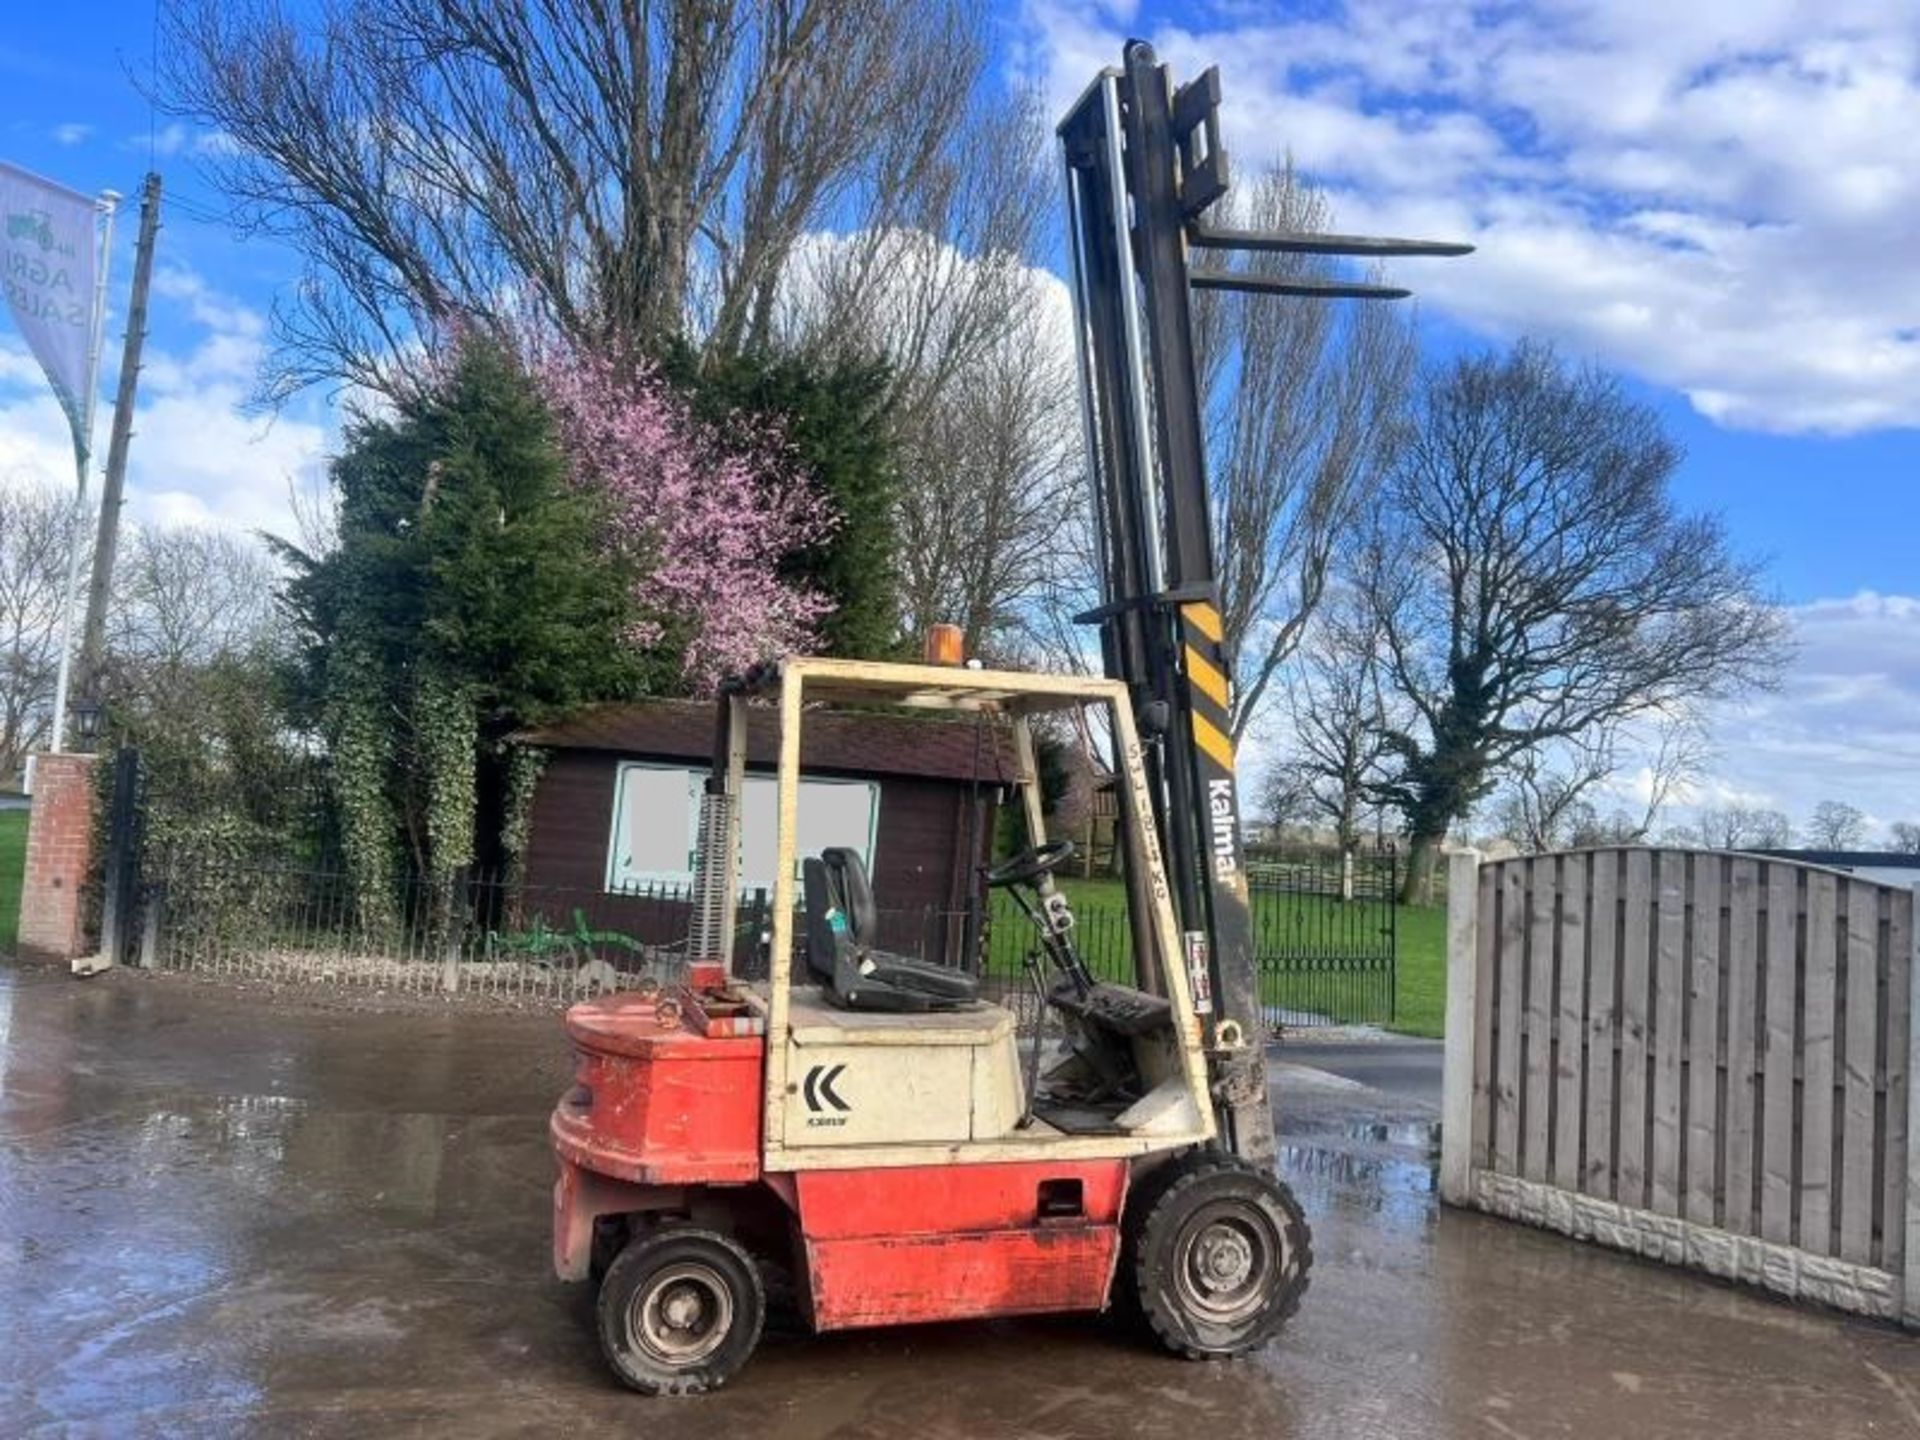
[1905,882,1920,1328]
[77,173,162,699]
[75,745,141,977]
[1010,716,1049,848]
[1440,847,1482,1206]
[138,877,164,969]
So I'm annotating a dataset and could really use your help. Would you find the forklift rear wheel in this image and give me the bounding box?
[596,1227,766,1395]
[1128,1154,1312,1359]
[588,1216,625,1285]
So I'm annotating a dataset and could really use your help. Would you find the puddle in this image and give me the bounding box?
[1275,1119,1442,1228]
[1284,1117,1440,1149]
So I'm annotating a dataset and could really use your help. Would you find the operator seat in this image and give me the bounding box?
[803,847,979,1013]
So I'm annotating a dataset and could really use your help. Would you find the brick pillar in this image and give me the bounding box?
[18,752,99,963]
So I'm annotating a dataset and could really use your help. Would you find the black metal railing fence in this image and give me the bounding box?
[140,845,1395,1024]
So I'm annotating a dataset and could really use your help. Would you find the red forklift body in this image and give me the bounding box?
[551,992,762,1283]
[548,659,1315,1391]
[794,1161,1126,1330]
[553,990,1129,1327]
[552,991,764,1185]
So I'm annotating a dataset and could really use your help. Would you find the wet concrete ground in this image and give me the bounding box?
[3,966,1917,1438]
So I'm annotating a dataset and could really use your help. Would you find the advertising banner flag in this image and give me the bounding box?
[0,160,102,462]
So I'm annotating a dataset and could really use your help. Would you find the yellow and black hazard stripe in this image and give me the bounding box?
[1180,600,1235,777]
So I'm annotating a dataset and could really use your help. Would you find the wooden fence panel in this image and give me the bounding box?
[1494,863,1525,1175]
[1619,850,1653,1210]
[1650,852,1686,1218]
[1801,870,1838,1255]
[1886,888,1912,1277]
[1472,864,1497,1169]
[1584,852,1619,1199]
[1555,856,1587,1192]
[1760,863,1798,1246]
[1686,853,1722,1226]
[1524,857,1556,1182]
[1723,858,1759,1238]
[1840,882,1879,1264]
[1443,848,1918,1327]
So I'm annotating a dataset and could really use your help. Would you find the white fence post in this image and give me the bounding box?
[1439,847,1482,1207]
[1905,883,1920,1328]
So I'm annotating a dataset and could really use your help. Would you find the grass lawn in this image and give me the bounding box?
[1390,902,1447,1038]
[986,874,1448,1038]
[0,809,27,950]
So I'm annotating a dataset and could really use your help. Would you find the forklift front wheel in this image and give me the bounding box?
[596,1227,766,1395]
[1129,1156,1312,1360]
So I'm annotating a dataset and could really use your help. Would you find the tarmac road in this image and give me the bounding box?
[1277,1034,1444,1102]
[2,966,1916,1437]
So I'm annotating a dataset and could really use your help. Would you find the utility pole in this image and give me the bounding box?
[76,171,162,702]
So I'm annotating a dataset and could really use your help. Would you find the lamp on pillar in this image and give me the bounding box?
[69,696,102,754]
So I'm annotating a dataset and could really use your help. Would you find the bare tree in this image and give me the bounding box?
[768,113,1066,662]
[1685,805,1792,850]
[0,487,79,784]
[0,500,279,786]
[1804,800,1866,850]
[890,292,1084,659]
[1021,495,1104,676]
[1491,716,1702,853]
[285,471,340,563]
[1492,748,1611,854]
[1191,164,1415,740]
[107,526,284,694]
[1269,596,1396,853]
[1889,821,1920,854]
[1360,342,1791,901]
[1257,762,1314,839]
[160,0,1023,398]
[774,94,1053,414]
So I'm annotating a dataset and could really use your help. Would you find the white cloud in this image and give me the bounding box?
[1019,0,1920,436]
[138,123,239,160]
[1246,590,1920,843]
[0,264,331,542]
[50,123,91,146]
[1627,593,1920,837]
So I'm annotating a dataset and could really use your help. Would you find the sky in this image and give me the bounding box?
[1,0,1918,837]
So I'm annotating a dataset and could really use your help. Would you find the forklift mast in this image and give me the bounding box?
[1057,44,1467,1162]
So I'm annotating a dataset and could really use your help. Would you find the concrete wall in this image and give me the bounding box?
[1441,846,1920,1327]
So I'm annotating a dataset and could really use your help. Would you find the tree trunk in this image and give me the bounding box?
[1399,827,1445,906]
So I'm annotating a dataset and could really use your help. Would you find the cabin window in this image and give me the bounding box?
[605,762,879,893]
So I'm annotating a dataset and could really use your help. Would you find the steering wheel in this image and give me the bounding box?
[985,839,1077,889]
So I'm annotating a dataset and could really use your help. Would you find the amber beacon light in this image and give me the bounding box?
[923,624,965,667]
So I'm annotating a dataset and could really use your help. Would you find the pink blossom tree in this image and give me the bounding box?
[539,350,836,691]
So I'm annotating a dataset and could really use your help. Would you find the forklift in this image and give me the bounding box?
[550,42,1466,1394]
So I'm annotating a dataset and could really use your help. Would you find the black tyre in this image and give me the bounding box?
[596,1227,766,1395]
[588,1216,625,1286]
[1109,1155,1190,1325]
[1127,1153,1312,1359]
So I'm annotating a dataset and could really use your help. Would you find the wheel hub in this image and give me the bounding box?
[1194,1225,1255,1291]
[660,1285,703,1330]
[1173,1202,1282,1327]
[630,1261,733,1367]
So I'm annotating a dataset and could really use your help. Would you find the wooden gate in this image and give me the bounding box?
[1439,846,1919,1325]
